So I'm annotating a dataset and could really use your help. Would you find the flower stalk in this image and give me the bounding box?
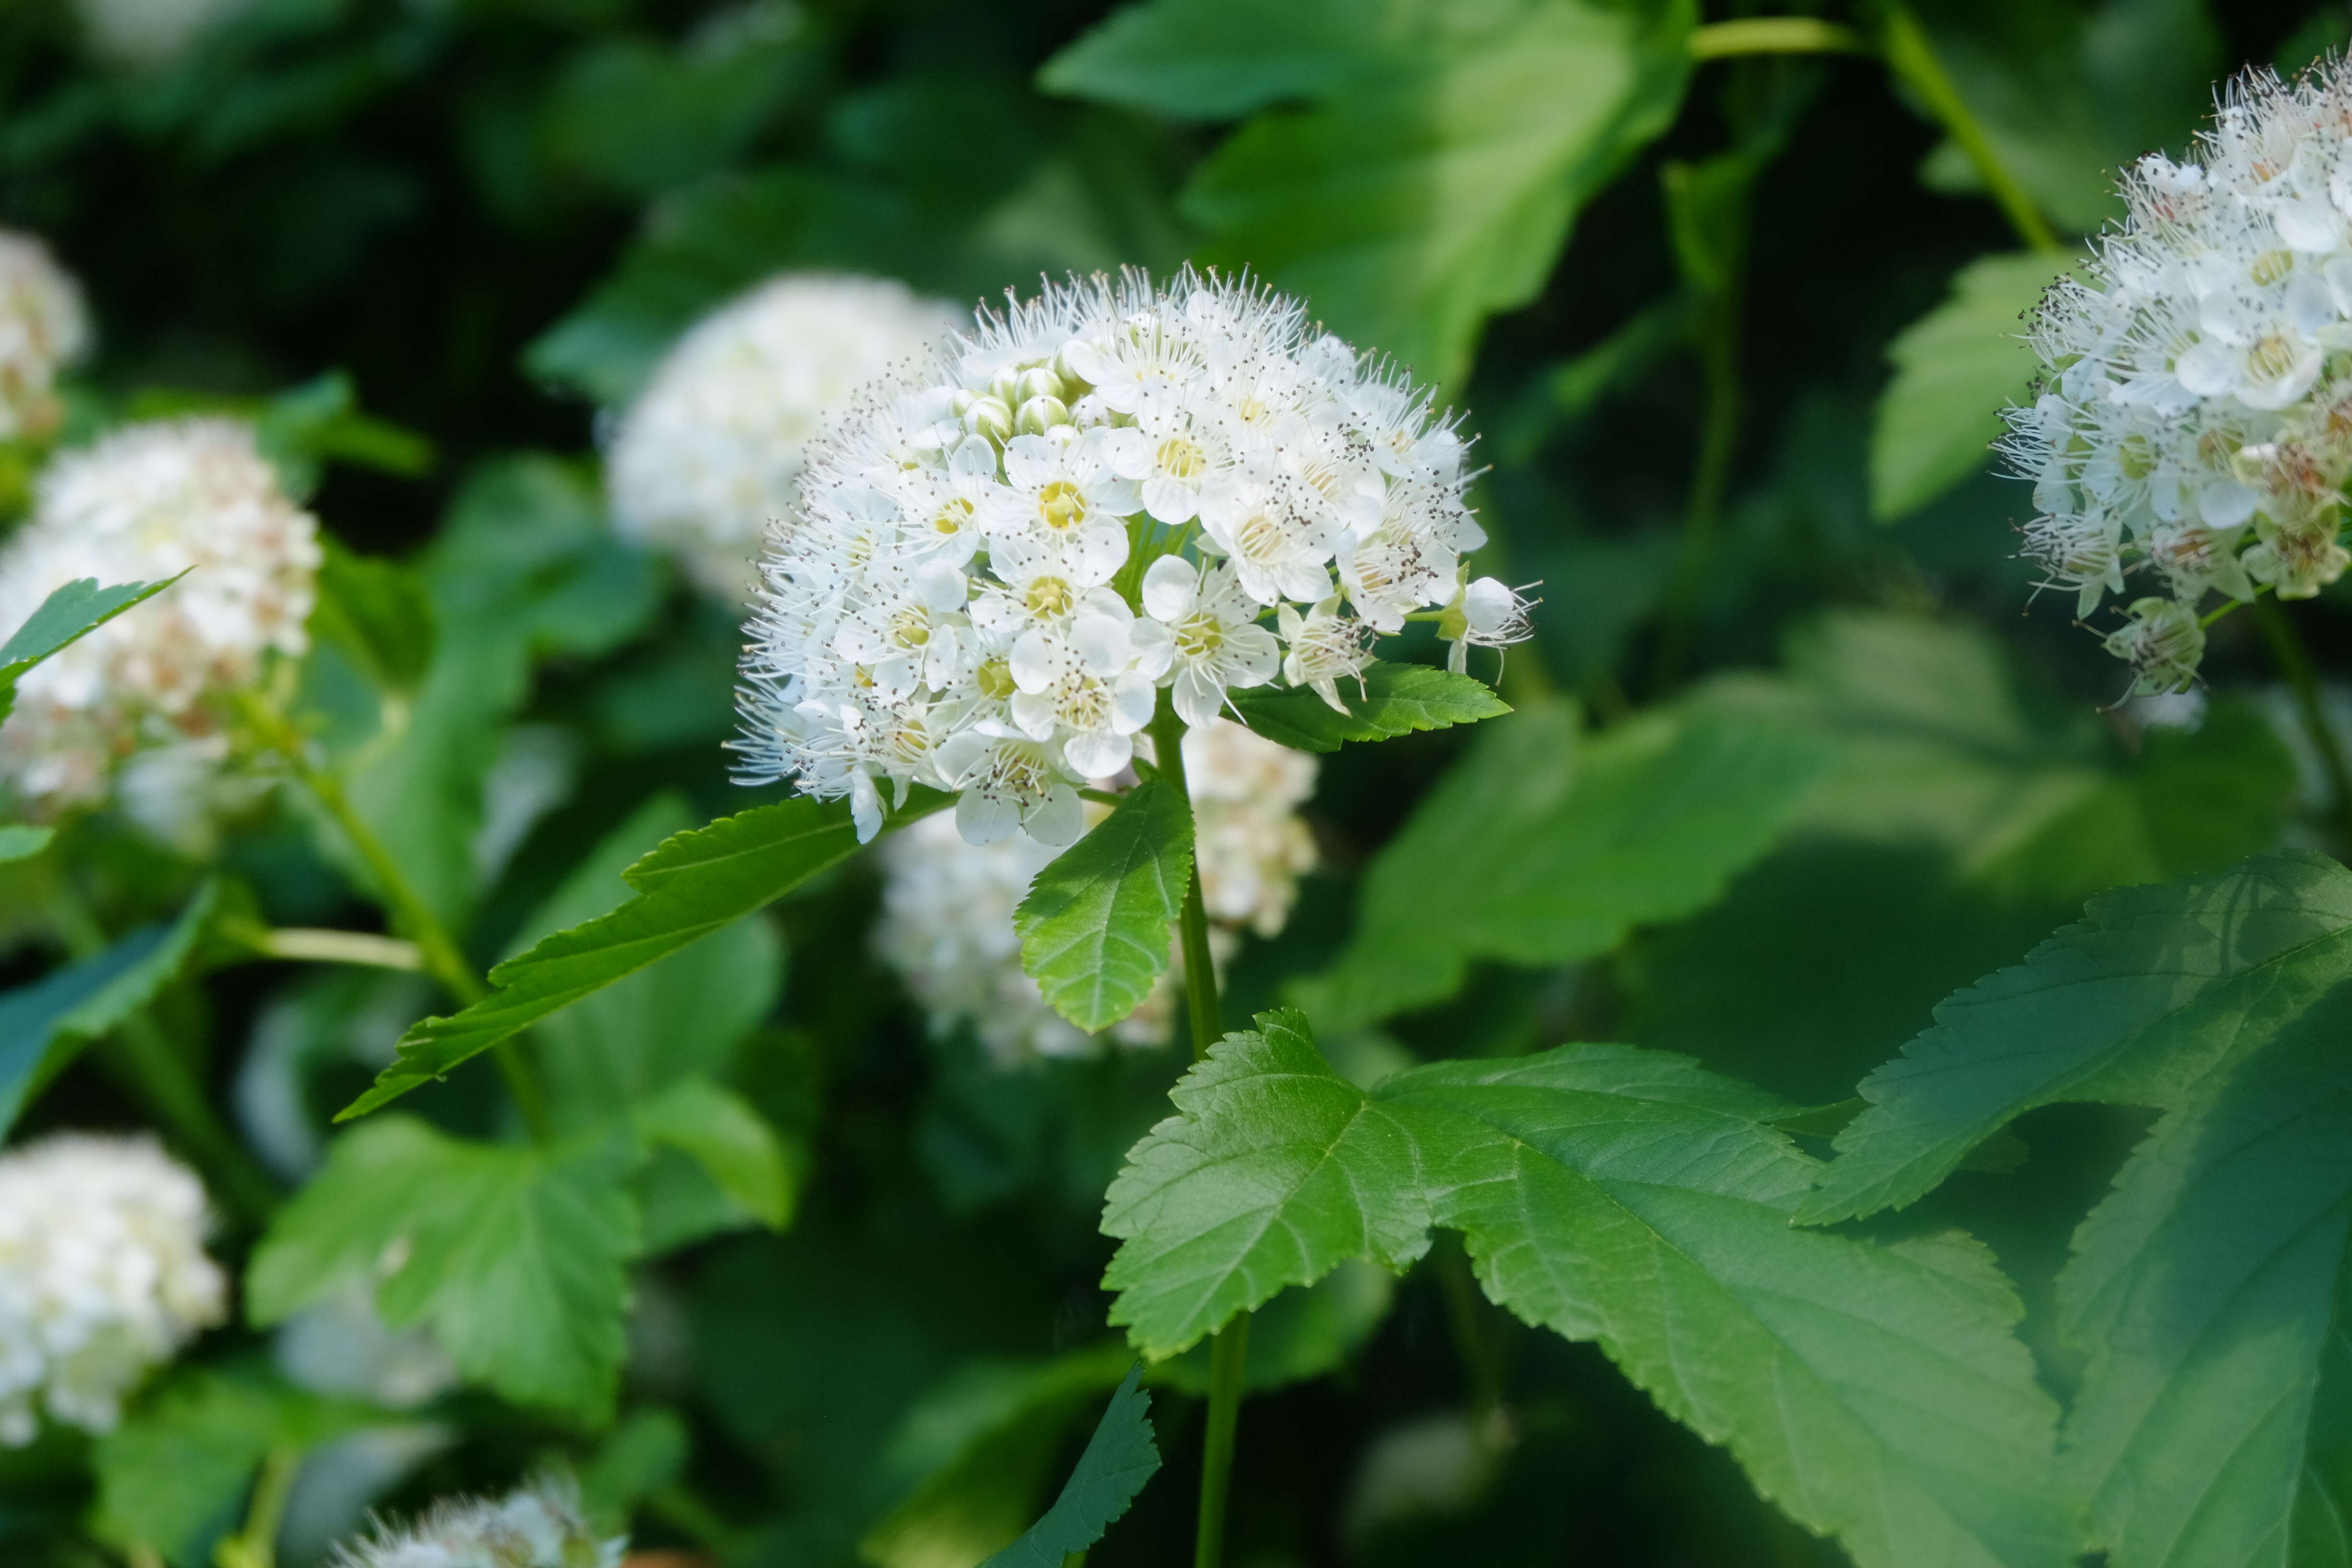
[1149,693,1250,1568]
[1877,3,2063,255]
[2252,595,2352,847]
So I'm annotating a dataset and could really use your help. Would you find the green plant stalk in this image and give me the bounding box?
[1148,695,1250,1568]
[2252,594,2352,847]
[1651,275,1745,696]
[1434,1235,1506,1423]
[1689,17,1869,59]
[647,1484,747,1559]
[212,1446,300,1568]
[49,882,280,1223]
[243,694,549,1137]
[1878,2,2063,256]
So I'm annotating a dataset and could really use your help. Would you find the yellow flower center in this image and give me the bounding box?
[1024,576,1074,617]
[1038,480,1087,531]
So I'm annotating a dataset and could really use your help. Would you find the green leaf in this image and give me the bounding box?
[94,1365,377,1568]
[1103,1011,2075,1568]
[862,1344,1137,1568]
[1870,253,2066,520]
[1804,851,2352,1568]
[514,792,785,1127]
[0,881,222,1138]
[308,537,434,694]
[1160,1259,1396,1395]
[247,1116,638,1422]
[1225,661,1510,753]
[341,791,935,1121]
[0,575,178,728]
[1038,0,1401,119]
[976,1361,1161,1568]
[1015,779,1193,1033]
[0,823,53,862]
[1314,700,1836,1026]
[632,1075,797,1232]
[1177,0,1696,387]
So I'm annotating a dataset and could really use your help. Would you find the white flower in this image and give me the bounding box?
[2005,60,2352,687]
[1141,556,1278,726]
[608,274,961,601]
[327,1478,625,1568]
[0,232,88,441]
[2104,597,2207,695]
[0,1134,227,1445]
[74,0,254,65]
[1439,577,1539,675]
[874,719,1314,1063]
[0,417,321,822]
[735,268,1525,845]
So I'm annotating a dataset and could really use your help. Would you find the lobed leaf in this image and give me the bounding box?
[1869,253,2066,521]
[976,1361,1161,1568]
[247,1115,638,1422]
[1015,780,1193,1033]
[1102,1010,2076,1568]
[340,793,939,1120]
[1804,852,2352,1568]
[1314,700,1835,1026]
[1225,661,1509,752]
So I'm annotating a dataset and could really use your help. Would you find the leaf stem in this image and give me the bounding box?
[1433,1234,1506,1422]
[1650,240,1745,696]
[240,692,550,1139]
[1147,694,1249,1568]
[49,882,280,1223]
[1192,1314,1251,1568]
[1689,17,1868,59]
[646,1484,748,1559]
[2251,595,2352,846]
[213,1446,301,1568]
[1877,2,2063,255]
[223,922,425,971]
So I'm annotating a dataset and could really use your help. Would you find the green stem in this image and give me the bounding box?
[241,694,549,1139]
[1878,2,2063,255]
[1434,1235,1505,1423]
[50,882,280,1223]
[1650,270,1745,696]
[1149,694,1248,1568]
[212,1446,300,1568]
[1689,16,1869,59]
[220,921,424,972]
[2252,595,2352,847]
[1192,1315,1251,1568]
[646,1484,747,1559]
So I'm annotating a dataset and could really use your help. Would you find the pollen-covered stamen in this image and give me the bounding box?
[1037,479,1087,531]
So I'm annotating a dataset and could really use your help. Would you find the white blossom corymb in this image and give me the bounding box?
[0,417,321,817]
[328,1478,625,1568]
[735,267,1530,847]
[874,719,1316,1064]
[608,274,963,601]
[2007,61,2352,692]
[0,231,88,442]
[0,1134,227,1445]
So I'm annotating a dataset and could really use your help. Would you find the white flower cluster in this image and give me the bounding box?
[0,1134,227,1445]
[329,1479,625,1568]
[608,274,962,602]
[0,417,321,817]
[735,267,1531,847]
[75,0,254,65]
[0,231,88,442]
[2008,61,2352,694]
[875,718,1316,1064]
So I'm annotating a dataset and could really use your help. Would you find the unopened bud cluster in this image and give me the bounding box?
[0,417,320,818]
[0,231,87,442]
[2008,61,2352,692]
[328,1478,625,1568]
[735,266,1531,847]
[875,718,1315,1063]
[0,1134,226,1446]
[608,274,962,602]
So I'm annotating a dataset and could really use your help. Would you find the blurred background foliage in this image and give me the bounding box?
[3,0,2350,1564]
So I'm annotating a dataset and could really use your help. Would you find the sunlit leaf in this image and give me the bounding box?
[0,575,178,728]
[1225,662,1508,753]
[1015,780,1192,1033]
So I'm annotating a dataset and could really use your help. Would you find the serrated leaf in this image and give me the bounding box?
[1315,700,1835,1026]
[0,575,178,728]
[633,1075,797,1233]
[247,1116,638,1422]
[0,881,222,1137]
[1015,780,1192,1032]
[976,1361,1160,1568]
[341,794,941,1120]
[1176,0,1695,387]
[1803,851,2352,1568]
[1870,253,2065,520]
[1102,1010,2075,1568]
[1225,661,1509,752]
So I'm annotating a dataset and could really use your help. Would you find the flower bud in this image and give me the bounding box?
[964,395,1014,443]
[1015,395,1070,436]
[1017,367,1066,404]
